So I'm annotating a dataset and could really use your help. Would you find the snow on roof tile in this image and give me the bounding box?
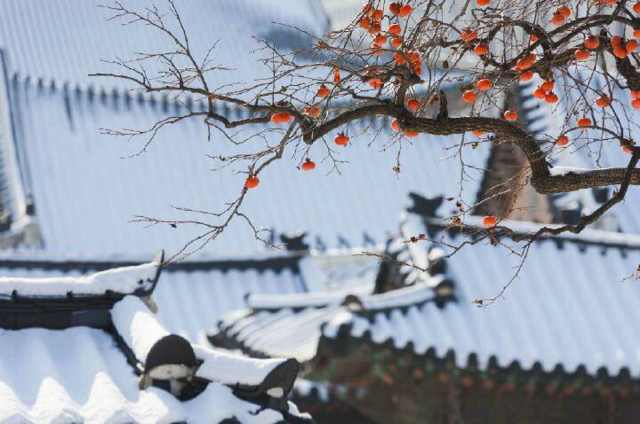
[0,271,312,423]
[0,327,309,423]
[0,253,161,298]
[212,281,440,363]
[0,261,306,345]
[112,296,299,390]
[153,265,306,345]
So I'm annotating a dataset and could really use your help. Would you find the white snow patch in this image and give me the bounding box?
[0,261,159,296]
[549,166,591,176]
[0,327,290,424]
[111,296,170,363]
[194,345,288,386]
[294,379,330,402]
[362,283,432,309]
[322,310,354,338]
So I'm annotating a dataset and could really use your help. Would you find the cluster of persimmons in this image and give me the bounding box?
[245,0,640,234]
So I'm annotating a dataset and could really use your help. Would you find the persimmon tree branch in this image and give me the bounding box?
[94,0,640,263]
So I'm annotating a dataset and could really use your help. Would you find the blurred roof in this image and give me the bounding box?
[0,257,307,345]
[2,78,488,259]
[0,262,310,423]
[212,213,640,378]
[0,327,309,424]
[322,216,640,378]
[0,0,327,89]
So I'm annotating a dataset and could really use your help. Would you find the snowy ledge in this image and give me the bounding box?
[247,281,433,313]
[549,166,592,177]
[0,252,163,297]
[112,296,299,389]
[248,290,359,311]
[194,345,292,387]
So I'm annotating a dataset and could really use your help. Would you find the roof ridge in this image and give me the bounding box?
[0,252,304,273]
[0,251,163,300]
[423,215,640,250]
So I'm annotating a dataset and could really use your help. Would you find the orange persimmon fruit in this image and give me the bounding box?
[406,98,421,112]
[368,78,384,89]
[461,29,478,43]
[556,135,569,146]
[584,36,599,50]
[482,215,497,227]
[575,49,591,61]
[474,43,489,56]
[503,110,518,121]
[244,175,259,189]
[462,90,477,103]
[388,24,402,36]
[271,112,292,124]
[476,79,493,91]
[301,159,316,171]
[334,133,349,146]
[577,117,592,127]
[520,70,534,82]
[545,92,559,104]
[398,4,413,17]
[316,84,330,98]
[595,96,611,108]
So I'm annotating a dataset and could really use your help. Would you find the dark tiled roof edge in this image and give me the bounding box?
[315,321,639,385]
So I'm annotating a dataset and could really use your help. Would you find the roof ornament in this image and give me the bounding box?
[407,193,444,218]
[231,358,301,411]
[341,294,364,311]
[280,232,309,252]
[140,334,199,397]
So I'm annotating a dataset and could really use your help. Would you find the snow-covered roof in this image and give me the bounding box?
[215,304,342,362]
[0,253,161,298]
[0,258,307,345]
[212,214,640,377]
[322,219,640,377]
[3,78,488,259]
[0,2,488,360]
[0,327,310,424]
[212,281,445,363]
[0,0,327,88]
[0,266,312,423]
[153,264,306,345]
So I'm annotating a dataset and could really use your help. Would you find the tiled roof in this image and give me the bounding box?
[0,2,491,420]
[0,253,161,298]
[322,216,640,377]
[154,265,306,345]
[213,213,640,378]
[0,327,308,424]
[0,258,307,345]
[0,263,312,423]
[0,0,327,88]
[5,78,489,259]
[212,281,445,363]
[215,303,340,362]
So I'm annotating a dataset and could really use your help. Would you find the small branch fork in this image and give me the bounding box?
[93,0,640,271]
